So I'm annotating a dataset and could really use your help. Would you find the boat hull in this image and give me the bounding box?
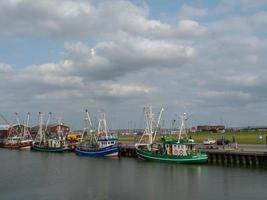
[75,144,120,157]
[136,148,208,164]
[3,141,32,150]
[31,144,69,152]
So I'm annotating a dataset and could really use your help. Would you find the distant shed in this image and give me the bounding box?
[197,125,225,133]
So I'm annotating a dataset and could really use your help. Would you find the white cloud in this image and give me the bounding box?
[0,0,209,40]
[0,0,173,38]
[1,0,267,127]
[97,36,194,68]
[200,90,251,99]
[208,11,267,36]
[0,36,193,106]
[0,63,13,72]
[177,20,207,37]
[224,75,259,86]
[34,89,83,101]
[96,83,153,98]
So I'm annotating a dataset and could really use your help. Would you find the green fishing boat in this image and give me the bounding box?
[31,143,68,152]
[135,108,208,164]
[31,112,69,153]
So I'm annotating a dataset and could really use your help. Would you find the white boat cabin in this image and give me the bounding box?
[47,139,66,148]
[97,136,118,148]
[164,143,195,156]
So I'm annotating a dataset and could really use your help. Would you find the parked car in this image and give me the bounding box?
[216,138,230,145]
[203,138,216,145]
[188,138,195,143]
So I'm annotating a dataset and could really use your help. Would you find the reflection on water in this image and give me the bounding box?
[0,149,267,200]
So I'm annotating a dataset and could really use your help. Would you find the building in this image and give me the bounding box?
[197,125,225,133]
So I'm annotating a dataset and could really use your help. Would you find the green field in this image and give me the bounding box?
[118,131,267,144]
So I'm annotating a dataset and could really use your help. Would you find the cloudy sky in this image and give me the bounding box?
[0,0,267,129]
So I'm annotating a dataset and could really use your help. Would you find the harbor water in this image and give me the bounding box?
[0,149,267,200]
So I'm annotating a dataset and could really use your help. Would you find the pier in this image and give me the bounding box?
[120,143,267,167]
[120,144,137,158]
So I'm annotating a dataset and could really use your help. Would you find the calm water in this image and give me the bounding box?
[0,149,267,200]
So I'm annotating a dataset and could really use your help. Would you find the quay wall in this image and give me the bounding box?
[120,144,267,167]
[205,150,267,167]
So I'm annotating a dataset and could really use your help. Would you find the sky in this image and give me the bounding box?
[0,0,267,129]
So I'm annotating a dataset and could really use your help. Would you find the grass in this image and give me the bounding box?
[118,131,267,144]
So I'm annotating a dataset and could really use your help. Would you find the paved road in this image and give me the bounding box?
[198,143,267,152]
[234,144,267,152]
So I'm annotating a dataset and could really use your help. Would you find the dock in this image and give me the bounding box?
[120,144,137,157]
[120,143,267,167]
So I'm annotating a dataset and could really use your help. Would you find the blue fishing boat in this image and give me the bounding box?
[75,110,120,157]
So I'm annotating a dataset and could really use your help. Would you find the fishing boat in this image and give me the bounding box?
[75,110,120,157]
[135,107,208,164]
[3,113,33,150]
[31,112,68,152]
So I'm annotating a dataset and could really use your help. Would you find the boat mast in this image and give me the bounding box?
[45,112,51,132]
[37,112,45,144]
[81,109,94,141]
[0,113,9,125]
[15,112,20,125]
[25,112,32,140]
[153,108,164,142]
[15,112,22,139]
[178,112,188,143]
[136,107,164,148]
[15,112,31,140]
[57,117,62,140]
[144,107,153,144]
[97,111,108,139]
[26,112,30,128]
